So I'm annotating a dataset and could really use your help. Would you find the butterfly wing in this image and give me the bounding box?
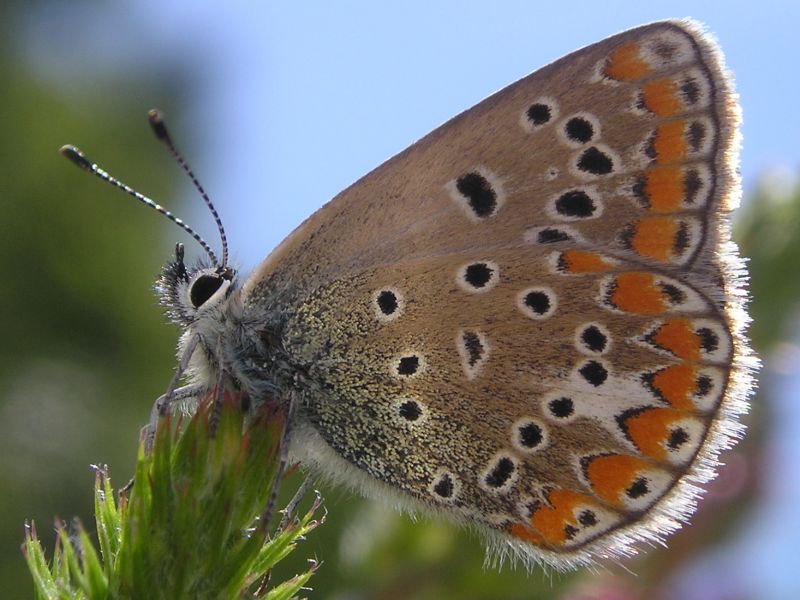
[244,20,753,566]
[245,20,738,305]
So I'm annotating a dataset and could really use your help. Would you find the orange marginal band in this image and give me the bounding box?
[630,217,679,262]
[643,77,681,116]
[645,166,684,212]
[561,250,612,273]
[585,454,652,506]
[605,42,650,81]
[651,363,697,410]
[623,408,684,460]
[654,120,688,164]
[529,489,589,545]
[507,522,546,544]
[651,319,701,361]
[610,272,667,315]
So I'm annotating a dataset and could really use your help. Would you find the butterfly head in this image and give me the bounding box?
[158,242,238,327]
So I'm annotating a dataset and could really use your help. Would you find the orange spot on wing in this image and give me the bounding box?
[629,217,678,262]
[642,78,681,116]
[561,250,613,273]
[654,121,688,164]
[507,523,545,545]
[645,167,684,212]
[650,363,697,410]
[652,319,701,361]
[623,408,684,460]
[605,42,649,81]
[585,454,652,506]
[610,272,667,315]
[530,489,586,545]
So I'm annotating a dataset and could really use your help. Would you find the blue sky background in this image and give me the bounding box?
[13,2,800,598]
[19,1,800,269]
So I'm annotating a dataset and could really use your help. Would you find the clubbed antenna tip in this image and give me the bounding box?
[147,109,170,143]
[58,139,220,266]
[147,108,229,268]
[59,110,229,269]
[59,145,93,171]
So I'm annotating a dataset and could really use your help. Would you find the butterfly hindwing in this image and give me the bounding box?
[283,236,737,561]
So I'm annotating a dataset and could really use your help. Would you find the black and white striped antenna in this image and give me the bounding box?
[60,109,228,268]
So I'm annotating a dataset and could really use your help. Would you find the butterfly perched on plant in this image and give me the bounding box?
[62,19,754,569]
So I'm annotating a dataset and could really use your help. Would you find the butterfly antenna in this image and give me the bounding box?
[59,144,219,265]
[147,109,229,269]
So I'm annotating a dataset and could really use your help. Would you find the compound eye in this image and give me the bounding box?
[189,274,224,308]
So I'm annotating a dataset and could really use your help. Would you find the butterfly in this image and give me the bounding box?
[62,19,754,569]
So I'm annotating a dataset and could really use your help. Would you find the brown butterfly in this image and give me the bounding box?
[63,19,754,569]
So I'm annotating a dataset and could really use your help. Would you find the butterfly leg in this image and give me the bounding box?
[277,475,314,531]
[141,383,206,451]
[255,471,315,597]
[142,331,204,451]
[209,352,226,437]
[124,385,205,498]
[258,390,300,536]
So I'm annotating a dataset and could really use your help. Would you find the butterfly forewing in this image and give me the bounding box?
[244,20,751,566]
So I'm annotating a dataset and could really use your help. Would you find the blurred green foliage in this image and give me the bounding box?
[0,4,191,597]
[2,3,798,599]
[737,178,800,352]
